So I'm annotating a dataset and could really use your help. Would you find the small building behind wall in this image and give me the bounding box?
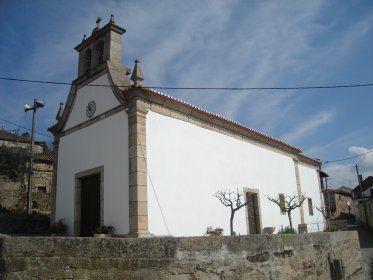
[352,176,373,229]
[0,130,53,214]
[49,17,324,237]
[322,187,355,221]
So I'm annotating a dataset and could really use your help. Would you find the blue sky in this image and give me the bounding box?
[0,0,372,189]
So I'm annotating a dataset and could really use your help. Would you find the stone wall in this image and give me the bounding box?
[0,232,362,279]
[0,161,53,213]
[0,177,26,210]
[32,161,53,213]
[332,193,354,220]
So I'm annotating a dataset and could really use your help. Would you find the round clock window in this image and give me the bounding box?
[86,101,96,118]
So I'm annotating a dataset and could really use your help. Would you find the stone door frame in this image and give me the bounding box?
[244,187,262,234]
[74,166,104,236]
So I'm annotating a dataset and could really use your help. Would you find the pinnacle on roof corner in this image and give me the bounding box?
[92,17,102,34]
[110,14,115,24]
[130,59,144,87]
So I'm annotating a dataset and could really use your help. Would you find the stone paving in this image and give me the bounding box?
[349,225,373,279]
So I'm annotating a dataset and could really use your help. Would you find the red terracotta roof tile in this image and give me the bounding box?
[0,130,31,143]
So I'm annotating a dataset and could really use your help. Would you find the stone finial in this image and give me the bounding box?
[130,59,144,87]
[110,14,115,23]
[56,102,65,121]
[92,17,102,34]
[96,17,102,27]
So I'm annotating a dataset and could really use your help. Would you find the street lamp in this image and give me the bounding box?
[24,99,45,215]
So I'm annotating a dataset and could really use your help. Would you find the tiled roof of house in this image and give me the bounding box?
[352,176,373,193]
[1,130,53,162]
[0,129,45,145]
[121,86,320,165]
[322,188,352,196]
[0,130,31,143]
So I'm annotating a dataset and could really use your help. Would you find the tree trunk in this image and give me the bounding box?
[230,211,235,235]
[287,211,293,229]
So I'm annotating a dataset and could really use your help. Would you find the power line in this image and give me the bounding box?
[328,178,351,187]
[322,149,373,164]
[1,76,373,91]
[0,117,53,139]
[325,171,353,184]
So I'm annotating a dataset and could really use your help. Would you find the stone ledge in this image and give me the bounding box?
[0,232,362,279]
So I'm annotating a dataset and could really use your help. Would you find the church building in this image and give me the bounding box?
[49,16,324,237]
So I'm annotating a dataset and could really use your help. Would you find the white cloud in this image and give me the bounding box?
[281,110,335,144]
[349,146,373,172]
[1,0,372,146]
[322,145,373,189]
[323,163,356,189]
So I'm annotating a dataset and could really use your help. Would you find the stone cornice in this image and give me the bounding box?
[58,105,126,138]
[74,22,126,52]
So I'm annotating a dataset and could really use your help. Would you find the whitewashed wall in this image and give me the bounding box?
[64,74,120,130]
[56,111,129,236]
[146,111,322,237]
[298,164,324,228]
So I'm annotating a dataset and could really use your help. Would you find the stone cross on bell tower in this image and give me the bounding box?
[74,15,130,80]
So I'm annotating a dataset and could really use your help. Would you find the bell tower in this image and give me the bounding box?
[74,15,130,80]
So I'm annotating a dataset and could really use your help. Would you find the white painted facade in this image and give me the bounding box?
[55,77,129,236]
[146,111,323,236]
[64,74,120,130]
[52,20,323,237]
[298,164,324,227]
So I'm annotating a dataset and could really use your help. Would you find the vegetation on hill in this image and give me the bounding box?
[0,146,29,181]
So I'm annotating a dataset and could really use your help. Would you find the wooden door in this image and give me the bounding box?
[246,192,261,234]
[80,174,100,237]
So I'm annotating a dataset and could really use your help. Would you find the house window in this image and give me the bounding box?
[279,193,286,214]
[37,186,47,193]
[32,201,38,209]
[308,198,313,216]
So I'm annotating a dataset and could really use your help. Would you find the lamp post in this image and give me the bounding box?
[24,99,45,215]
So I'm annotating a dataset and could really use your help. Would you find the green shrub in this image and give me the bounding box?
[323,226,340,232]
[0,146,29,181]
[278,226,297,234]
[50,219,67,236]
[94,225,114,234]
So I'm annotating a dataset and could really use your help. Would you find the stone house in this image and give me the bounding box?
[49,17,324,237]
[352,176,373,229]
[0,130,53,214]
[322,187,354,220]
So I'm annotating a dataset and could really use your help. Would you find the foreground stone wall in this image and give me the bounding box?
[0,232,362,279]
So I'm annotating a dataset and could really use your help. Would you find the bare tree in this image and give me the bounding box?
[214,189,248,235]
[265,193,306,230]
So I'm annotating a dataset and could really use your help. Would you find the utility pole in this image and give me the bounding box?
[355,164,368,227]
[325,177,332,221]
[24,99,45,215]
